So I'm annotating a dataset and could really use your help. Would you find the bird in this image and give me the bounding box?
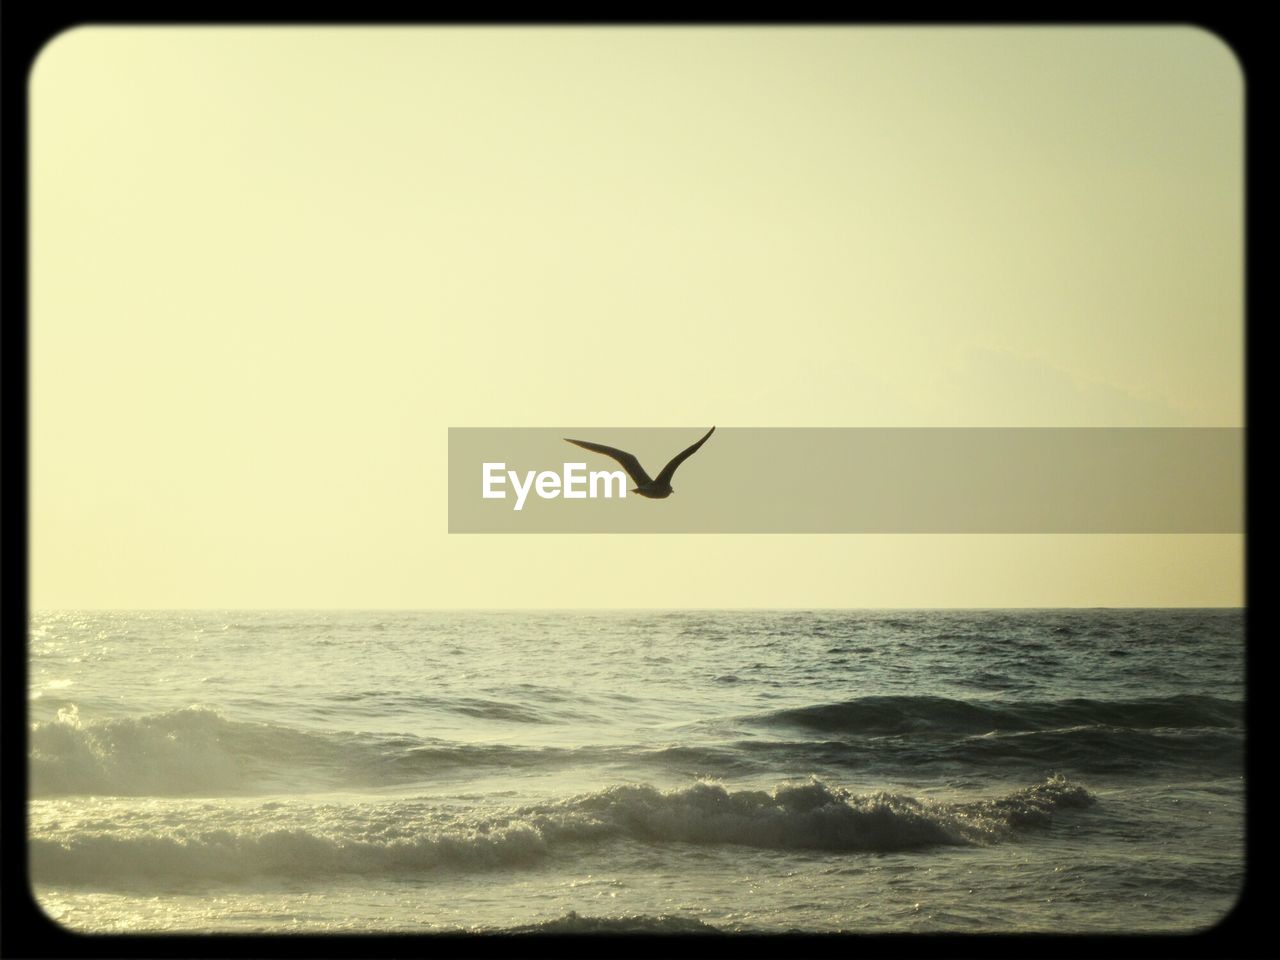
[564,426,715,499]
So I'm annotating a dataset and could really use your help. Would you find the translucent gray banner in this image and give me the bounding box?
[448,428,1243,533]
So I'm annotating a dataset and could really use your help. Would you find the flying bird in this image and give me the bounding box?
[564,426,716,499]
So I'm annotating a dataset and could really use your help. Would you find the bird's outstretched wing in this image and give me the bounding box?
[654,426,716,486]
[564,438,652,487]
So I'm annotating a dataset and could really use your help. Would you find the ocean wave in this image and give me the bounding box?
[498,910,720,934]
[30,698,1239,799]
[712,726,1242,779]
[948,725,1243,773]
[28,706,562,797]
[757,694,1242,736]
[29,776,1094,886]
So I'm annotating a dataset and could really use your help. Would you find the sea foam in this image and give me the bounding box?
[30,776,1094,886]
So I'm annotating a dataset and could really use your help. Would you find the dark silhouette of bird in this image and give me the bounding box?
[564,427,715,499]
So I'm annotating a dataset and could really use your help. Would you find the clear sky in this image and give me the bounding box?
[29,26,1243,608]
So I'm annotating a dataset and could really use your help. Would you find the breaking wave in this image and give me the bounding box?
[28,705,562,797]
[30,776,1094,886]
[30,693,1240,799]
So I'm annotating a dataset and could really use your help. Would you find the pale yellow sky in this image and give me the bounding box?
[29,26,1243,608]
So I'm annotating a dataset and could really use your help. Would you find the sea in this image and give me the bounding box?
[27,608,1245,935]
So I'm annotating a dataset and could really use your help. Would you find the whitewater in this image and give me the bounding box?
[28,609,1243,933]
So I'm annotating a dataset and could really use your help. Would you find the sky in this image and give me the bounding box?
[28,26,1243,608]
